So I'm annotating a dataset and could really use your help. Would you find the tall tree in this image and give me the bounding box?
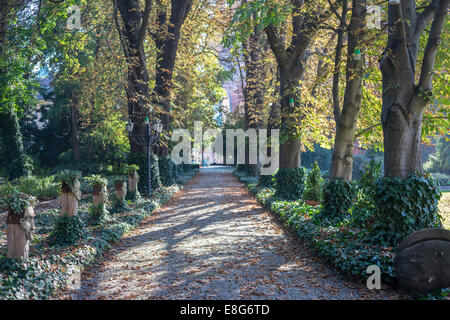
[330,0,367,180]
[151,0,192,157]
[242,7,269,174]
[380,0,449,177]
[114,0,152,154]
[264,0,338,168]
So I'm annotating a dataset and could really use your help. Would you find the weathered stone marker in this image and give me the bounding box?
[7,205,35,259]
[114,178,127,204]
[394,228,450,293]
[93,183,108,209]
[61,178,81,217]
[128,171,139,196]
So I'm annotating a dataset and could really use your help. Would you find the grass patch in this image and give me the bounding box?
[438,192,450,230]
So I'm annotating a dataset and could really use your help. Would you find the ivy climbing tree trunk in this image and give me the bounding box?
[330,0,366,181]
[265,0,337,168]
[380,0,448,178]
[114,0,152,154]
[152,0,192,157]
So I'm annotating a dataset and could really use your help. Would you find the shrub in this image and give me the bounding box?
[183,163,200,171]
[274,167,307,200]
[258,174,274,187]
[372,173,442,246]
[159,157,175,186]
[350,160,382,228]
[236,164,248,172]
[150,154,162,191]
[50,214,85,245]
[13,175,60,200]
[304,162,324,202]
[84,175,107,188]
[88,203,109,224]
[319,178,356,223]
[55,169,81,199]
[424,135,450,174]
[0,185,37,215]
[247,183,397,284]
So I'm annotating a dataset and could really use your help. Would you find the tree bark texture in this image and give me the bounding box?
[265,0,336,168]
[380,0,448,178]
[152,0,192,157]
[114,0,152,154]
[330,0,366,181]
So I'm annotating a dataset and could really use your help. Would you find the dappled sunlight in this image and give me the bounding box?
[72,167,404,300]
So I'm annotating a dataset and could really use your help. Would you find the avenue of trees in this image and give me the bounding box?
[0,0,449,298]
[0,0,448,234]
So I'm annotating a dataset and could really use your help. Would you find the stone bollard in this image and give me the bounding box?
[114,178,127,205]
[61,179,80,217]
[127,171,139,197]
[7,205,35,259]
[58,171,82,217]
[93,183,108,210]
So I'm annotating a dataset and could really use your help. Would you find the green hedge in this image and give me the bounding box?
[319,179,356,223]
[159,157,175,186]
[304,163,324,202]
[274,167,307,200]
[12,175,60,200]
[258,174,274,187]
[372,173,442,246]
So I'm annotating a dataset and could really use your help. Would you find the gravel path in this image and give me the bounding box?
[68,166,405,300]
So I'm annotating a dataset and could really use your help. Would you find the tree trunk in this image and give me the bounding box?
[153,0,192,157]
[114,0,152,154]
[264,1,333,169]
[380,0,448,178]
[243,16,268,175]
[6,206,34,259]
[278,65,302,168]
[70,89,81,162]
[330,0,365,181]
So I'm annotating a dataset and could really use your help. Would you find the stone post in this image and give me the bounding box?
[93,183,108,210]
[6,206,35,259]
[128,171,139,195]
[114,178,127,204]
[61,179,80,216]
